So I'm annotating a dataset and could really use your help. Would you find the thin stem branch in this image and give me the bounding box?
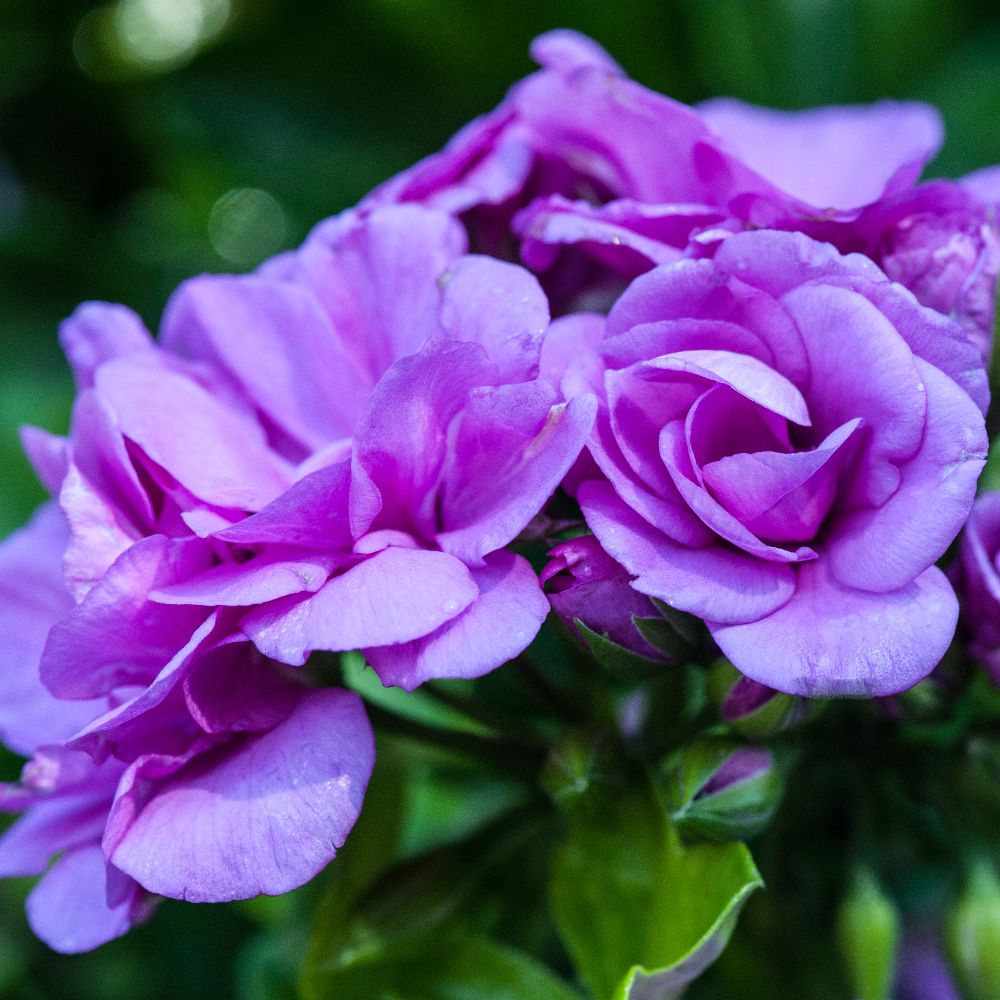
[365,704,547,781]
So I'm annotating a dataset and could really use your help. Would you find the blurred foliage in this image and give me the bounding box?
[2,1,1000,997]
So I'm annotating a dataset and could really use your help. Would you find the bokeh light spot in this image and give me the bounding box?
[208,188,287,267]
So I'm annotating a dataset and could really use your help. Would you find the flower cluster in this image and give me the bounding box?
[0,29,997,954]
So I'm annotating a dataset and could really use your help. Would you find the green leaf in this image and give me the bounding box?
[575,619,666,681]
[341,651,493,736]
[632,615,690,661]
[308,930,583,1000]
[550,774,763,1000]
[304,802,570,1000]
[649,599,704,648]
[301,736,409,999]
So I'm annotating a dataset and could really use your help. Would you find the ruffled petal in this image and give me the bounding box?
[710,560,957,696]
[579,480,795,624]
[108,689,373,902]
[825,358,986,592]
[352,340,498,532]
[41,535,212,699]
[95,356,292,511]
[437,255,549,382]
[150,549,340,606]
[365,550,548,689]
[161,274,369,448]
[437,387,596,563]
[59,302,155,390]
[214,459,359,550]
[242,546,478,665]
[0,505,104,754]
[26,846,146,953]
[698,98,942,210]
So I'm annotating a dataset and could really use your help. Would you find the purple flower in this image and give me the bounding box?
[542,534,671,661]
[0,505,374,949]
[868,185,1000,363]
[35,203,590,693]
[0,505,150,952]
[954,492,1000,684]
[374,32,999,364]
[553,230,986,696]
[1,202,596,944]
[375,32,939,230]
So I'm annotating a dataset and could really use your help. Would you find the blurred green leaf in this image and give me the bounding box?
[836,869,900,1000]
[305,929,582,1000]
[550,773,762,1000]
[341,651,493,736]
[303,798,560,1000]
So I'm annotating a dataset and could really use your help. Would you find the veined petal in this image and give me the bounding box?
[108,689,373,902]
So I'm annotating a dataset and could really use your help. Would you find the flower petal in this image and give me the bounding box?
[825,358,986,591]
[26,846,145,953]
[353,340,499,531]
[579,480,795,625]
[150,549,340,606]
[437,387,596,563]
[95,356,292,511]
[698,98,942,210]
[437,255,549,382]
[41,535,212,699]
[242,546,478,665]
[108,688,373,902]
[0,505,105,753]
[214,459,359,550]
[59,302,155,390]
[365,550,548,689]
[710,560,957,696]
[161,275,369,449]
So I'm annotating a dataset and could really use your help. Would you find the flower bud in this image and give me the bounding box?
[946,862,1000,1000]
[707,659,822,738]
[880,206,999,365]
[662,740,782,842]
[837,870,900,1000]
[954,493,1000,684]
[542,536,678,673]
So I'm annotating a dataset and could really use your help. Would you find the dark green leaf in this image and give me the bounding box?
[307,930,583,1000]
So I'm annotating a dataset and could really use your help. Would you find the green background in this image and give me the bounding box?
[0,0,999,996]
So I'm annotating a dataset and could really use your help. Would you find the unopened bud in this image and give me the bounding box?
[662,740,782,842]
[542,536,677,678]
[708,659,822,738]
[837,869,900,1000]
[541,730,617,812]
[946,862,1000,1000]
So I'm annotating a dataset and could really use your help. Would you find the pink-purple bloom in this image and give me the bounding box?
[0,202,594,949]
[954,492,1000,684]
[376,31,999,359]
[0,27,997,960]
[550,230,987,696]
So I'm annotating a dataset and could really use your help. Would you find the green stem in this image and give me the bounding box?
[423,682,547,743]
[516,654,591,724]
[365,704,547,781]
